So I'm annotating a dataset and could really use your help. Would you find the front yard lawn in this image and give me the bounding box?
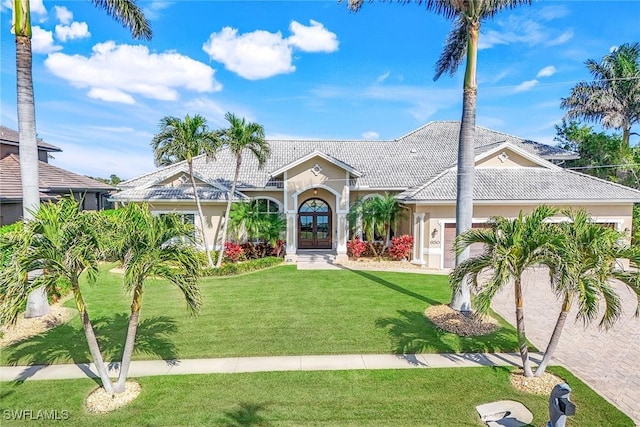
[0,367,632,426]
[1,265,519,366]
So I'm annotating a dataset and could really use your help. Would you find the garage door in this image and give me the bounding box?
[443,223,490,269]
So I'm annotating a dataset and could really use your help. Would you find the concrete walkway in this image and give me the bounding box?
[0,352,540,382]
[491,266,640,425]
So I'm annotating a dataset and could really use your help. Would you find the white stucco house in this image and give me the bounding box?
[111,121,640,270]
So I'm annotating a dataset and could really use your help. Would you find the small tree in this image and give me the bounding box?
[151,114,220,268]
[215,113,270,268]
[0,197,115,393]
[450,206,561,377]
[109,203,202,392]
[536,210,640,375]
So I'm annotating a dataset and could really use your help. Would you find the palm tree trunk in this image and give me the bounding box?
[450,20,479,313]
[623,125,630,147]
[536,294,571,376]
[73,285,114,393]
[116,286,142,392]
[514,277,534,377]
[216,155,242,267]
[189,162,214,268]
[15,34,40,221]
[15,2,48,319]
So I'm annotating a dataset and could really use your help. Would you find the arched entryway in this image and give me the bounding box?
[298,198,332,249]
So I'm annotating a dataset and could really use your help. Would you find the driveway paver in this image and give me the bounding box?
[491,266,640,425]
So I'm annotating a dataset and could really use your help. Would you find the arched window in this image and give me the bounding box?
[252,198,281,214]
[299,199,329,213]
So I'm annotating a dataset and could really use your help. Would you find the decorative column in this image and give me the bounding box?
[411,212,425,265]
[285,212,297,263]
[336,212,349,261]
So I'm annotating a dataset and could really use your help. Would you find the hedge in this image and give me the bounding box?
[202,256,284,277]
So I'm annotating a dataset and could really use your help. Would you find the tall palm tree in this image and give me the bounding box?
[449,206,561,377]
[110,203,201,393]
[13,0,151,317]
[215,113,270,268]
[536,210,640,376]
[13,0,151,221]
[0,197,116,393]
[151,114,220,268]
[348,0,533,312]
[561,43,640,147]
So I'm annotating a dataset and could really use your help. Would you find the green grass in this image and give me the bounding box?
[1,265,521,366]
[0,367,632,426]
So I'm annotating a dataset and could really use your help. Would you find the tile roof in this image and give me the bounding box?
[0,126,62,152]
[396,166,640,202]
[120,121,577,192]
[0,154,114,201]
[110,184,248,202]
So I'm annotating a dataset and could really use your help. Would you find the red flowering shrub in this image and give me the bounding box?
[389,235,413,260]
[224,242,245,263]
[347,238,367,259]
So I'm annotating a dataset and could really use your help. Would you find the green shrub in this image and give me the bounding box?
[0,222,22,267]
[202,256,284,277]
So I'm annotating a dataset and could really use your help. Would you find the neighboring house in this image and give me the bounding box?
[111,121,640,270]
[0,126,114,226]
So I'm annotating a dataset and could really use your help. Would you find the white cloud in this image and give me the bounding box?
[88,88,135,104]
[536,66,556,78]
[362,131,379,139]
[375,71,390,84]
[203,27,294,80]
[203,20,338,80]
[537,5,570,21]
[546,30,573,46]
[143,1,173,20]
[288,20,338,53]
[32,26,61,54]
[30,0,47,18]
[479,12,573,50]
[54,5,73,24]
[55,21,90,42]
[514,79,538,93]
[44,41,221,104]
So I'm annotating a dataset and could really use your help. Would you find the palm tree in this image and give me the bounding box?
[151,114,220,268]
[13,0,151,221]
[561,43,640,147]
[369,193,404,254]
[348,197,384,258]
[348,0,533,312]
[13,0,151,317]
[110,203,202,393]
[0,197,116,393]
[449,205,561,377]
[536,210,640,376]
[215,113,270,268]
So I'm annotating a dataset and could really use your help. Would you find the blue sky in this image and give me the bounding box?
[1,0,639,180]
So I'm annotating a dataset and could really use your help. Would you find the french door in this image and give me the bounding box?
[298,198,332,249]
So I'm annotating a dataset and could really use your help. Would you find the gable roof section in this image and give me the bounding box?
[0,126,62,152]
[473,142,564,170]
[269,150,363,177]
[120,121,575,193]
[0,154,113,201]
[111,164,247,202]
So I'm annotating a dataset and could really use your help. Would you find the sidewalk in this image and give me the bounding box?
[0,352,542,382]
